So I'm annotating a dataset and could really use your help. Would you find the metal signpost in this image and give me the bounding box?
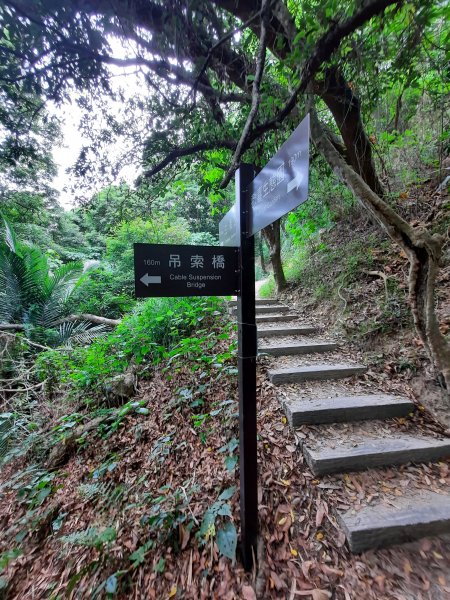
[235,164,258,571]
[134,113,309,572]
[218,113,310,570]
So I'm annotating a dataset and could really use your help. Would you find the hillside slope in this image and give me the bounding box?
[270,180,449,427]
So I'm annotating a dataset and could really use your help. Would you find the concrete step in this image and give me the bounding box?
[304,435,450,476]
[338,491,450,553]
[285,394,414,426]
[269,363,367,385]
[231,305,290,315]
[228,299,278,306]
[256,314,297,323]
[255,305,290,314]
[259,341,337,357]
[257,326,319,337]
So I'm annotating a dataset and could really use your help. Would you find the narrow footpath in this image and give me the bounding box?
[230,297,450,554]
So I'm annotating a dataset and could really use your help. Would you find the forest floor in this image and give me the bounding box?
[1,182,449,599]
[1,306,450,599]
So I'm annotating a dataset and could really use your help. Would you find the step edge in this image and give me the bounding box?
[305,438,450,461]
[287,395,414,412]
[269,364,367,374]
[259,342,337,349]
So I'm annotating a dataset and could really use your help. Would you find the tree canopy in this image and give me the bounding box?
[1,0,449,389]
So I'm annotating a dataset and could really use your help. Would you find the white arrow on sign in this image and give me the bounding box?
[140,273,162,286]
[287,173,303,194]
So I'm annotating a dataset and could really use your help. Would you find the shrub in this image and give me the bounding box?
[36,296,226,394]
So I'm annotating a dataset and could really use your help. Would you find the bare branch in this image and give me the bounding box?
[0,314,121,331]
[220,0,270,187]
[50,314,121,327]
[0,331,52,351]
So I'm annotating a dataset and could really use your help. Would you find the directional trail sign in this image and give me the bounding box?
[218,202,240,247]
[249,113,309,235]
[219,113,309,245]
[134,114,310,571]
[134,243,239,297]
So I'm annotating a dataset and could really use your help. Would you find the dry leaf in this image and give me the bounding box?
[270,571,287,590]
[295,590,331,599]
[315,501,328,527]
[241,585,257,600]
[312,591,332,600]
[321,564,343,577]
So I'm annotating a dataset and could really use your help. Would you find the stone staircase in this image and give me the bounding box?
[231,298,450,553]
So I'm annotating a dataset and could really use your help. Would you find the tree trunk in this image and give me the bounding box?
[259,233,267,274]
[262,220,286,293]
[316,68,385,197]
[309,107,450,404]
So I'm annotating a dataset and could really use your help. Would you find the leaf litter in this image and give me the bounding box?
[0,321,449,599]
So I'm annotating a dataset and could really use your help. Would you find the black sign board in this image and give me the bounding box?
[134,243,239,297]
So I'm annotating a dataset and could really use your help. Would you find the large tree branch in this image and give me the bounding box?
[250,0,402,140]
[192,7,263,100]
[145,0,401,182]
[142,140,236,179]
[50,314,121,327]
[212,0,292,58]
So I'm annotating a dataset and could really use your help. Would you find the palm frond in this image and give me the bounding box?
[22,247,50,307]
[46,261,83,299]
[0,221,88,342]
[1,217,21,257]
[0,248,24,323]
[39,262,84,329]
[56,321,108,347]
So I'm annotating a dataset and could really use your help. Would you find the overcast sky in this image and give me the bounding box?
[50,39,145,210]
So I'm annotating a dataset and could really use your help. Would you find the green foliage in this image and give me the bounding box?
[36,296,225,396]
[286,201,333,247]
[68,265,134,319]
[288,236,375,298]
[105,216,191,275]
[73,215,192,305]
[197,486,237,561]
[189,232,218,246]
[216,521,238,561]
[149,176,222,236]
[0,411,39,464]
[258,276,275,298]
[0,219,95,344]
[60,526,117,550]
[218,437,239,472]
[141,481,199,548]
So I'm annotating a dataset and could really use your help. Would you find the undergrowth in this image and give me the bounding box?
[0,296,229,467]
[0,299,240,598]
